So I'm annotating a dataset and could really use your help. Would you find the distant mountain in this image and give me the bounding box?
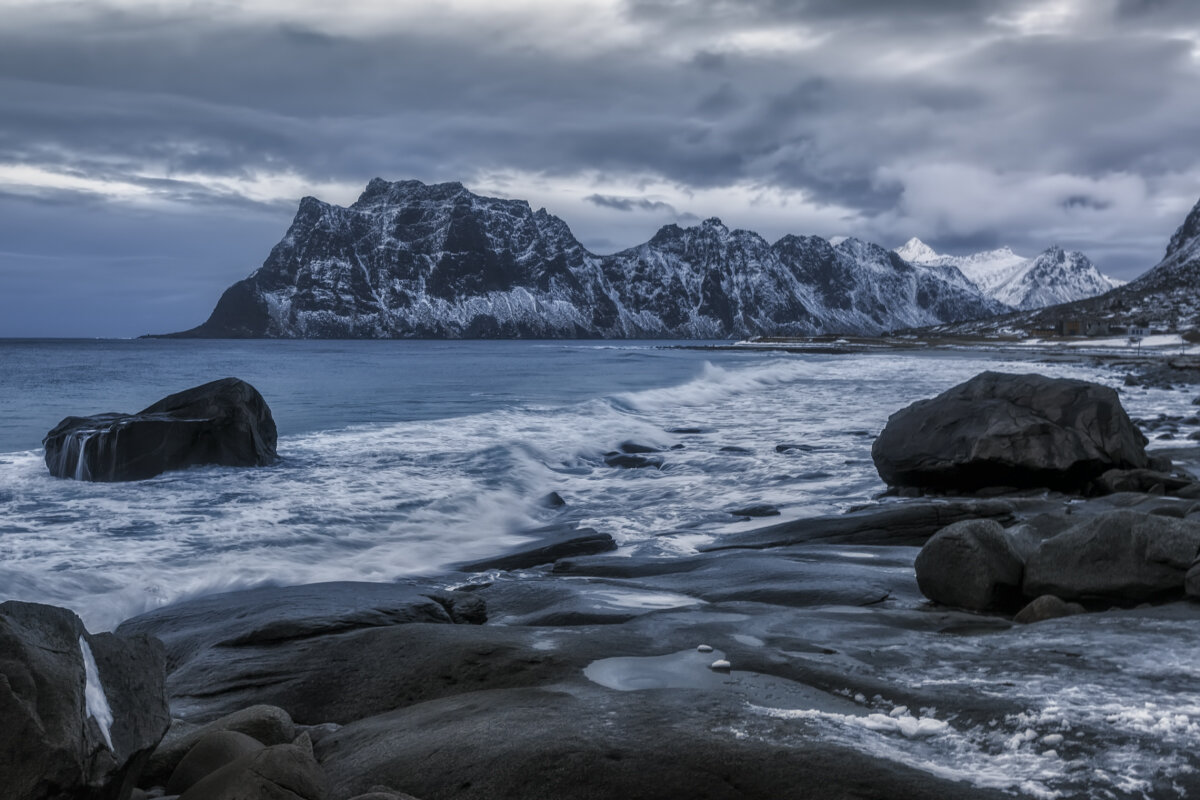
[157,178,1005,339]
[895,238,1122,310]
[925,194,1200,337]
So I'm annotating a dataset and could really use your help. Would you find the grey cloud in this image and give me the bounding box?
[0,0,1198,334]
[585,194,681,214]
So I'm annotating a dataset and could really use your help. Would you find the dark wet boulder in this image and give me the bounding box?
[1186,557,1200,599]
[176,742,328,800]
[728,504,780,518]
[913,519,1025,611]
[1024,510,1200,602]
[142,705,296,789]
[872,371,1148,493]
[604,452,663,469]
[43,377,277,482]
[166,730,265,795]
[1013,595,1086,624]
[1095,468,1194,495]
[0,600,169,800]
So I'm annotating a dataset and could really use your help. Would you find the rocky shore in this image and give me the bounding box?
[10,371,1200,799]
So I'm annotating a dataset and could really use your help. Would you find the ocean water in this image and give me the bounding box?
[0,339,1186,632]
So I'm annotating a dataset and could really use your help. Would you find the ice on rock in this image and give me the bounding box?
[79,636,114,751]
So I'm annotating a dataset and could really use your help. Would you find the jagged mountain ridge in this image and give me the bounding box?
[895,238,1121,311]
[924,194,1200,337]
[162,178,1006,339]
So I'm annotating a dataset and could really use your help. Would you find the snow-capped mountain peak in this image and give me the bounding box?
[895,237,941,264]
[894,237,1119,310]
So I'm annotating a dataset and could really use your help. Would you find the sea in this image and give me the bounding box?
[0,338,1186,632]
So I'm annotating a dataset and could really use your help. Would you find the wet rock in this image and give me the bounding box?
[458,526,616,572]
[142,705,296,789]
[616,441,661,454]
[552,547,907,608]
[116,581,479,683]
[702,499,1018,550]
[604,453,663,469]
[719,445,753,454]
[166,731,264,795]
[43,377,277,482]
[666,427,705,434]
[1013,595,1086,624]
[1149,454,1175,473]
[775,443,816,453]
[914,520,1025,611]
[1095,468,1194,495]
[728,504,780,518]
[348,789,423,800]
[176,743,328,800]
[537,491,566,509]
[1186,558,1200,599]
[1024,510,1200,602]
[316,685,1009,800]
[872,371,1148,493]
[0,600,169,800]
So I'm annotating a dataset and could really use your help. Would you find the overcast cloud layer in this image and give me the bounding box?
[1,0,1199,336]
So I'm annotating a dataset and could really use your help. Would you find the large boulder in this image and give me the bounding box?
[913,519,1025,611]
[0,601,170,800]
[872,372,1147,493]
[176,742,329,800]
[141,705,296,789]
[43,377,277,481]
[1024,510,1200,602]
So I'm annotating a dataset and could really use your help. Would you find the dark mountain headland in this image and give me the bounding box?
[155,178,1015,340]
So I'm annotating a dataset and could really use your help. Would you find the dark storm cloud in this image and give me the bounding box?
[585,194,681,214]
[1,0,1199,335]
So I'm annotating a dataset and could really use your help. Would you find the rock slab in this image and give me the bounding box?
[872,371,1147,492]
[43,377,277,482]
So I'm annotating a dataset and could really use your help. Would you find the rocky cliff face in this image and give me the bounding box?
[162,178,1005,339]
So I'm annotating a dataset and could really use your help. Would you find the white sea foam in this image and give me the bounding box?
[0,351,1187,631]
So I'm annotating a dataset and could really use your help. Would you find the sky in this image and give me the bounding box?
[1,0,1199,337]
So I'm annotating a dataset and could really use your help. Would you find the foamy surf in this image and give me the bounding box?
[0,344,1185,630]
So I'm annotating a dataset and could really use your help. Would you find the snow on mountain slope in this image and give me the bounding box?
[159,179,1005,339]
[895,238,1121,310]
[921,193,1200,337]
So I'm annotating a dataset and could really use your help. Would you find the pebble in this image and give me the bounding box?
[709,659,731,671]
[696,644,713,653]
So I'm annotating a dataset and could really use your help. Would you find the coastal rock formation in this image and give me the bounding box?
[142,705,297,789]
[43,378,277,481]
[0,600,169,800]
[157,178,1005,339]
[872,372,1148,492]
[913,519,1024,611]
[1023,510,1200,602]
[175,741,328,800]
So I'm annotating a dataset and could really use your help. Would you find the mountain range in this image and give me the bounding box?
[925,194,1200,338]
[894,239,1122,311]
[159,178,1119,340]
